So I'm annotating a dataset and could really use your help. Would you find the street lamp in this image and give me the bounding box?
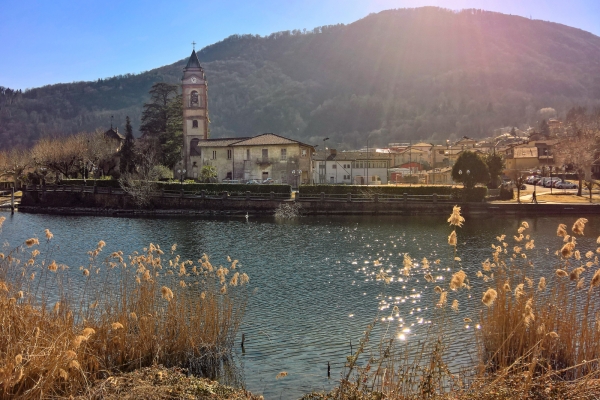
[458,169,470,188]
[549,166,553,194]
[322,138,329,184]
[292,169,302,189]
[458,169,470,202]
[177,169,186,189]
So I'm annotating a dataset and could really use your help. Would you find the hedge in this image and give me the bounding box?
[59,179,292,195]
[298,185,487,202]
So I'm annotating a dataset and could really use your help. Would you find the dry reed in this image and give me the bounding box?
[328,209,600,400]
[0,223,249,399]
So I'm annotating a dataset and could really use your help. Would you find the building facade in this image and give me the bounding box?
[190,134,314,185]
[312,150,390,185]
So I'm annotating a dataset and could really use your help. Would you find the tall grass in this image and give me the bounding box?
[0,216,249,398]
[326,211,600,399]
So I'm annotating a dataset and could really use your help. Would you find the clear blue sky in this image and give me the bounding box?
[1,0,599,90]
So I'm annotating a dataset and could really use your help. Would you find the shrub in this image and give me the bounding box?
[299,184,487,202]
[499,186,514,200]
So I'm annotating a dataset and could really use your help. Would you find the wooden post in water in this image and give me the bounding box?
[11,187,15,213]
[327,361,331,378]
[350,340,353,355]
[241,333,245,353]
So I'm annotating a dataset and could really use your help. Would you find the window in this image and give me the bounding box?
[190,91,199,107]
[190,139,200,156]
[332,164,337,169]
[262,149,268,160]
[227,149,232,160]
[281,148,287,161]
[301,149,307,157]
[246,149,250,160]
[192,120,198,128]
[212,150,217,160]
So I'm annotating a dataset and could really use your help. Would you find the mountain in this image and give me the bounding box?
[2,7,600,151]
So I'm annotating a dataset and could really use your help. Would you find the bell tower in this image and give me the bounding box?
[182,45,208,174]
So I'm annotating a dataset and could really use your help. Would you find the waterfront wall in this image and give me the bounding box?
[19,188,600,217]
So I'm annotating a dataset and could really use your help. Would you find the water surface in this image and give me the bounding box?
[1,211,599,398]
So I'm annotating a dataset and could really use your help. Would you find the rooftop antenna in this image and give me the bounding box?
[110,115,113,129]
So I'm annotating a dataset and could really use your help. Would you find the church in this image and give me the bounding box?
[179,49,314,185]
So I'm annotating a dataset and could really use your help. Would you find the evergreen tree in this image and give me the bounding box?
[484,153,505,189]
[451,151,490,190]
[140,83,182,168]
[120,116,136,174]
[539,119,550,136]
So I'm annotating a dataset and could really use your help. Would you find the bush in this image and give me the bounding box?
[298,185,488,202]
[499,187,514,200]
[59,180,292,196]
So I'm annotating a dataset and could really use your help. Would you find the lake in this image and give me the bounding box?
[1,210,599,398]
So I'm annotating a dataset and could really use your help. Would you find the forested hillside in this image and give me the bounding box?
[2,7,600,151]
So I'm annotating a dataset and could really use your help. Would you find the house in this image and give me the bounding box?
[312,149,390,185]
[187,133,314,184]
[427,167,453,185]
[504,143,539,172]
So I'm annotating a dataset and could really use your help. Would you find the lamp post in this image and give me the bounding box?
[458,169,470,202]
[292,169,302,190]
[322,138,329,184]
[177,169,186,189]
[549,166,553,194]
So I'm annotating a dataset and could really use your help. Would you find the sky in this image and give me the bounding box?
[1,0,599,90]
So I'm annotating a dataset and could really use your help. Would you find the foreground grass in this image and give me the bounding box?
[0,216,249,399]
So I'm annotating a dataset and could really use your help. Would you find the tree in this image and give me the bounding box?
[539,119,550,137]
[484,153,505,189]
[139,83,182,168]
[0,148,31,188]
[554,107,600,197]
[451,151,490,190]
[120,116,136,174]
[199,165,217,182]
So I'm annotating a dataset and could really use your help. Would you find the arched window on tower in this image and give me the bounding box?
[190,138,201,156]
[190,91,199,107]
[192,120,198,128]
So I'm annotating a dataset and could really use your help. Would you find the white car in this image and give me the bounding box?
[556,181,577,189]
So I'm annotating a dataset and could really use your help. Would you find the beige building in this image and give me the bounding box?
[312,150,390,184]
[504,144,539,171]
[191,134,314,185]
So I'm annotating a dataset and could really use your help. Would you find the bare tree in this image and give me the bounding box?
[31,135,86,179]
[0,148,31,188]
[118,149,161,208]
[554,108,600,197]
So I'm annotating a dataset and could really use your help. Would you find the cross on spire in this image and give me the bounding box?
[192,41,196,50]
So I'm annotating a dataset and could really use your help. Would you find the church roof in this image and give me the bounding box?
[104,127,125,140]
[231,133,312,148]
[185,50,203,70]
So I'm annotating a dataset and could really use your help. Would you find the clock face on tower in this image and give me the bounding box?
[190,77,197,83]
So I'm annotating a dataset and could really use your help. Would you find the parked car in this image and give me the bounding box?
[543,177,561,187]
[262,178,274,184]
[246,179,261,184]
[556,181,578,189]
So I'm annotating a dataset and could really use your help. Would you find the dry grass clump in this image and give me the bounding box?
[324,209,600,400]
[0,220,249,399]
